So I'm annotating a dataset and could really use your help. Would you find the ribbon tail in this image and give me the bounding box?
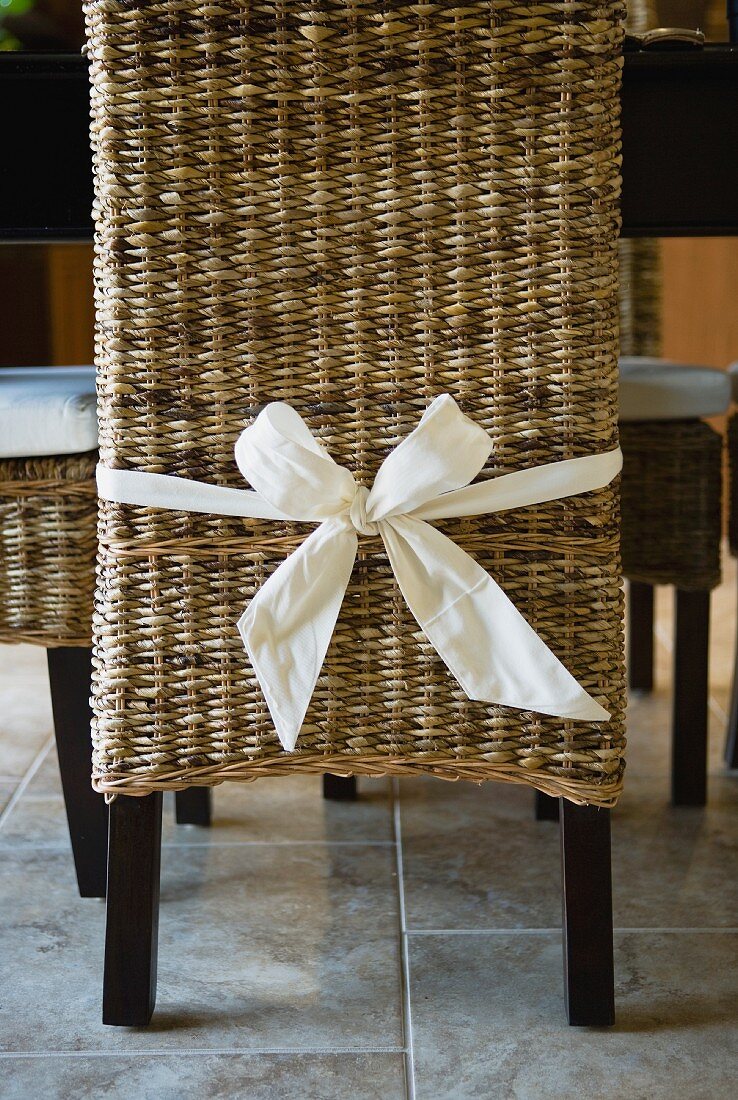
[380,516,610,722]
[237,517,358,751]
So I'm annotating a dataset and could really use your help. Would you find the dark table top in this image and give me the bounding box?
[2,45,738,240]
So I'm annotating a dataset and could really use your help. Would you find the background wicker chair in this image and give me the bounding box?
[0,367,212,901]
[0,366,105,896]
[86,0,626,1027]
[620,357,728,805]
[610,21,727,805]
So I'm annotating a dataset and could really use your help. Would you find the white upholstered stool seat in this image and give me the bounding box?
[619,357,730,422]
[0,367,97,458]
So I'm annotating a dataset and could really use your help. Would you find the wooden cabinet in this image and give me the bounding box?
[662,239,738,368]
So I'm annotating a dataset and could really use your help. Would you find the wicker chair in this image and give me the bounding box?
[620,357,728,804]
[0,366,106,897]
[0,367,212,901]
[86,1,626,1027]
[611,22,726,805]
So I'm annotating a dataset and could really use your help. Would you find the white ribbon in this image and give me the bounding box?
[97,395,622,751]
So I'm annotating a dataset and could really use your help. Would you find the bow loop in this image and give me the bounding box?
[234,402,356,522]
[366,394,493,522]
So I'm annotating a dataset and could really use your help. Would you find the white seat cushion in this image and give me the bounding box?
[619,357,730,421]
[0,367,97,458]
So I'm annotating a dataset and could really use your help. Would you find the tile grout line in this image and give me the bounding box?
[0,737,53,832]
[407,927,738,935]
[391,778,416,1100]
[0,1048,407,1060]
[160,839,395,848]
[0,839,396,852]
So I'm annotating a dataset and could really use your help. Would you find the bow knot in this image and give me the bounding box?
[348,484,378,537]
[96,394,623,753]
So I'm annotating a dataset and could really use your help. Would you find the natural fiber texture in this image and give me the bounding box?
[620,420,722,591]
[728,412,738,558]
[0,451,97,646]
[618,238,661,358]
[86,1,626,806]
[625,0,657,35]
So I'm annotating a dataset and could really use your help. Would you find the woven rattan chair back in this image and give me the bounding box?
[87,1,626,808]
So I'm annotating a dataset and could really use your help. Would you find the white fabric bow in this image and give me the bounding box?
[97,395,622,751]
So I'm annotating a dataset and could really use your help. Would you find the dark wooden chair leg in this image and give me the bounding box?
[323,774,357,800]
[175,787,212,825]
[47,647,108,899]
[725,589,738,769]
[534,790,560,821]
[560,800,615,1027]
[103,792,162,1026]
[673,588,710,806]
[628,581,654,692]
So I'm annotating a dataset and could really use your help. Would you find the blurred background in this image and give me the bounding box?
[1,0,737,371]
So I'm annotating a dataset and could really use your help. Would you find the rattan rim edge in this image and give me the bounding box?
[93,755,623,808]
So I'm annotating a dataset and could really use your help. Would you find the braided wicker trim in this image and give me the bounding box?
[94,756,623,808]
[0,631,93,647]
[0,480,97,499]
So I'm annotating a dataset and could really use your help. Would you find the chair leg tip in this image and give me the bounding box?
[103,985,156,1027]
[79,885,107,900]
[322,775,358,801]
[567,1010,615,1028]
[174,788,212,826]
[103,985,157,1026]
[566,993,615,1027]
[102,1006,156,1027]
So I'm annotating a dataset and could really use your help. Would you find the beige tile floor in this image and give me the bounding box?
[1,565,737,1099]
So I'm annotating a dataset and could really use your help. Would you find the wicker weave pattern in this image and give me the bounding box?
[620,420,722,591]
[618,239,661,358]
[0,452,97,646]
[86,1,626,805]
